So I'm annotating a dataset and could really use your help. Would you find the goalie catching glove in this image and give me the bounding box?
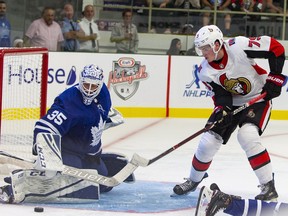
[207,106,233,128]
[262,72,287,101]
[104,107,124,130]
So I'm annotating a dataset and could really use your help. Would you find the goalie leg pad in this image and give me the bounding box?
[8,169,100,203]
[34,133,64,171]
[8,169,27,203]
[101,153,135,183]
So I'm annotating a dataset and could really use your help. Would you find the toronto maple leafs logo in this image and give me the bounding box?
[90,116,105,147]
[82,64,104,81]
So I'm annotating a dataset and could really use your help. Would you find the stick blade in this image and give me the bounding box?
[131,153,150,167]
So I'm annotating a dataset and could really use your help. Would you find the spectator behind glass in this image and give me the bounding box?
[60,3,84,52]
[230,0,249,12]
[174,0,201,30]
[13,37,23,47]
[201,0,232,36]
[166,38,184,55]
[0,1,11,47]
[263,0,283,14]
[146,0,175,33]
[23,7,64,51]
[178,23,195,35]
[78,5,100,53]
[110,9,139,54]
[174,0,201,11]
[97,20,108,31]
[186,46,197,55]
[230,0,264,21]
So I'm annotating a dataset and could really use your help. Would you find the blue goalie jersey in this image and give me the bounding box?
[33,83,111,157]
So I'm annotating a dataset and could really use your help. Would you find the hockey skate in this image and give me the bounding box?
[205,188,233,216]
[194,186,213,216]
[0,185,14,204]
[173,173,208,195]
[255,179,278,201]
[196,183,242,216]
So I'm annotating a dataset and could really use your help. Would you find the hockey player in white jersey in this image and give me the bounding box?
[173,25,287,200]
[0,64,134,204]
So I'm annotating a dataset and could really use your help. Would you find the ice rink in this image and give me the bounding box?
[1,118,288,215]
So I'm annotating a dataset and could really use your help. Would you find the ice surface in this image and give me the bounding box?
[1,118,288,216]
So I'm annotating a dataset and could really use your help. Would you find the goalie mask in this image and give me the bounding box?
[79,64,104,105]
[194,25,223,57]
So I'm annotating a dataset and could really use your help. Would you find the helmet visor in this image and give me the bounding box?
[195,44,213,56]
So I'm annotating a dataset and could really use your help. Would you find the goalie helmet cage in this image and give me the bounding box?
[0,47,48,162]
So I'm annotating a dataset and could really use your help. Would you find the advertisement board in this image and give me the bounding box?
[45,52,288,119]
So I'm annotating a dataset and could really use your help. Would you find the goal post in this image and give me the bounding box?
[0,47,48,168]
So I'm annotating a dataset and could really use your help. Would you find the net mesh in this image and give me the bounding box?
[0,48,47,175]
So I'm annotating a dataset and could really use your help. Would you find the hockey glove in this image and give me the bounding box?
[262,72,287,101]
[206,106,233,128]
[104,107,124,130]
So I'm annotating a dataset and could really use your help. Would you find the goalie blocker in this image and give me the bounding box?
[0,133,135,203]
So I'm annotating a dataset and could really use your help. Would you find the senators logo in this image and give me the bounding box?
[219,73,251,95]
[247,109,256,118]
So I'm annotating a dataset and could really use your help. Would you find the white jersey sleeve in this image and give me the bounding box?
[197,36,285,106]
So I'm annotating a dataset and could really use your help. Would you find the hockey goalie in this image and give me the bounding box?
[0,64,135,204]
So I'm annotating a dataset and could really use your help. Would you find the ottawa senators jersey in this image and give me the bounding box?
[198,36,285,106]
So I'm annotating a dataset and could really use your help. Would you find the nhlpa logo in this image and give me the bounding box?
[183,64,212,97]
[185,64,200,89]
[107,57,148,100]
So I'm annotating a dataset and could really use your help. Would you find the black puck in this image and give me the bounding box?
[34,207,44,212]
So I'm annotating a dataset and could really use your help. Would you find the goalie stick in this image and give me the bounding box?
[131,92,267,167]
[0,150,138,187]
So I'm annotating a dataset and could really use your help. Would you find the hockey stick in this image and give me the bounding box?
[131,92,267,167]
[0,150,138,187]
[0,93,266,187]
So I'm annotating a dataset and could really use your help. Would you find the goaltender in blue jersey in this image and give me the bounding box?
[33,65,111,160]
[0,64,135,204]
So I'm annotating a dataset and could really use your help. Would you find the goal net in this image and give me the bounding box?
[0,47,48,175]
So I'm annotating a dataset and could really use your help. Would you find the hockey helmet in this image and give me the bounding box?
[194,25,224,56]
[79,64,104,105]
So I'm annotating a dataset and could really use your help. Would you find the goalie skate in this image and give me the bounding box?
[195,186,213,216]
[0,185,14,204]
